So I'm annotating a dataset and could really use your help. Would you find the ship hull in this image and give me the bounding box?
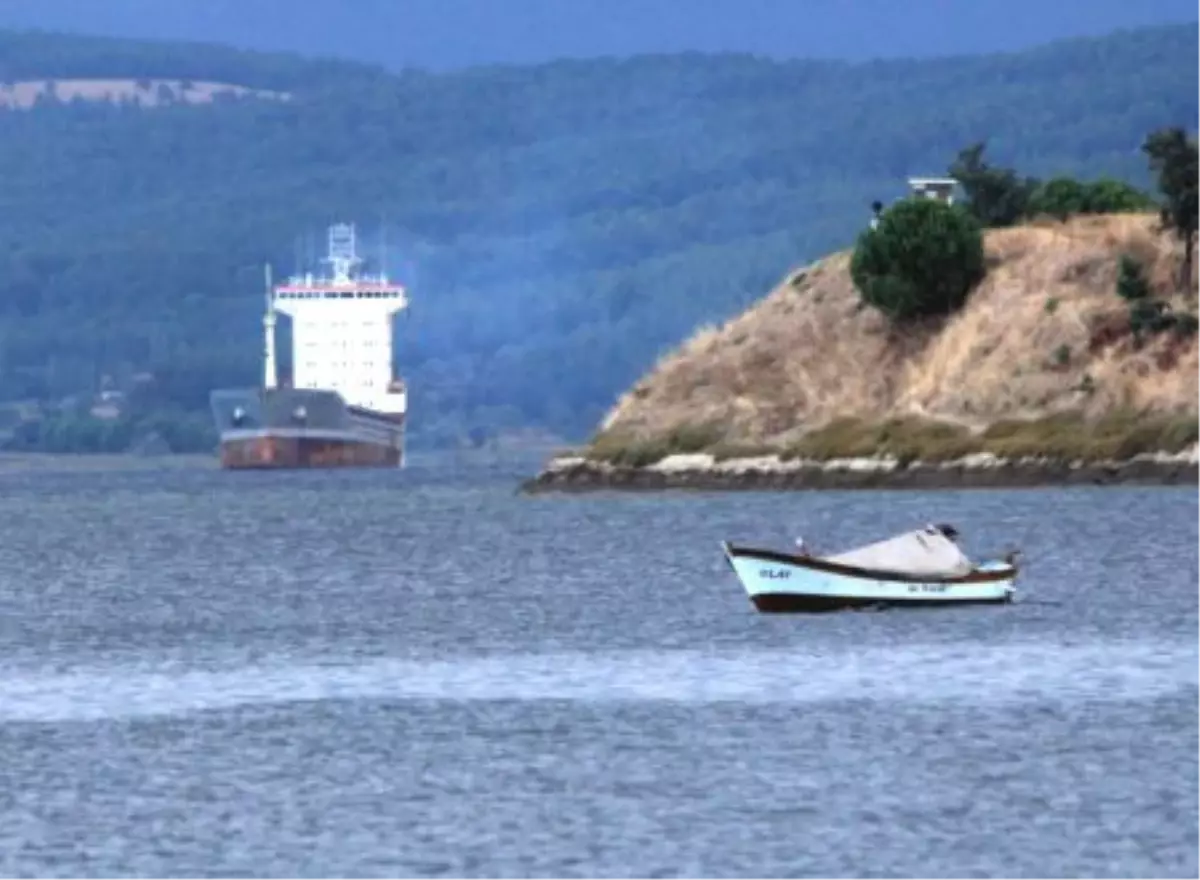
[218,434,401,469]
[210,388,404,470]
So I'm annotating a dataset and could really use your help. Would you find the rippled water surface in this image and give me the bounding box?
[0,456,1196,877]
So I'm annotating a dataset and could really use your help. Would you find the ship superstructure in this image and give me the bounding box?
[209,222,410,469]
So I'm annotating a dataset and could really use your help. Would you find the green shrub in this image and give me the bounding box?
[1116,254,1152,301]
[1080,178,1157,213]
[979,411,1197,461]
[781,412,1198,465]
[1114,254,1197,341]
[587,421,725,466]
[1027,176,1155,220]
[588,432,671,467]
[708,441,782,461]
[1171,313,1199,338]
[1128,299,1169,337]
[850,198,987,322]
[591,410,1200,469]
[783,416,974,464]
[1027,177,1089,221]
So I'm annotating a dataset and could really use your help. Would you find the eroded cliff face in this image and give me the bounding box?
[598,213,1198,448]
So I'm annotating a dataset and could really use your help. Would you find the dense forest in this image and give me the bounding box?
[0,23,1196,451]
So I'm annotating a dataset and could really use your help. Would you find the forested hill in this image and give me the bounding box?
[0,29,391,89]
[0,23,1196,451]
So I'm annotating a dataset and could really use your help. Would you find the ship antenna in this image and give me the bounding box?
[379,212,388,281]
[263,262,278,390]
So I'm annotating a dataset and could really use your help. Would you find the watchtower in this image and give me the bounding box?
[906,177,958,205]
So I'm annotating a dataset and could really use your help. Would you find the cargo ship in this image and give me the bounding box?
[209,222,409,469]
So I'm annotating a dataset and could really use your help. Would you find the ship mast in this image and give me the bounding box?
[263,262,278,390]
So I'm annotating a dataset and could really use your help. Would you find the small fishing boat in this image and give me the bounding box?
[721,523,1019,613]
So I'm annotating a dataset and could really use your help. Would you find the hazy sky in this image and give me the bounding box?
[0,0,1196,70]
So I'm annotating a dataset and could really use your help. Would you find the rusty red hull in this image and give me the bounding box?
[219,435,401,469]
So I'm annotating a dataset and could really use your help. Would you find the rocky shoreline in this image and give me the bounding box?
[520,449,1200,493]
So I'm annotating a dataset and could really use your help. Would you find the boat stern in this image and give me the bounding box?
[975,558,1020,602]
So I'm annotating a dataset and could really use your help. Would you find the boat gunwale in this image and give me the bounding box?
[722,542,1018,585]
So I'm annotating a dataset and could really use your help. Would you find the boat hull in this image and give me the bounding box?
[210,387,404,470]
[722,542,1017,613]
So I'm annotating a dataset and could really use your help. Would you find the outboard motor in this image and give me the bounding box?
[933,523,959,541]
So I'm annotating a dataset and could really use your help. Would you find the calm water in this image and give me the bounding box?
[0,456,1195,878]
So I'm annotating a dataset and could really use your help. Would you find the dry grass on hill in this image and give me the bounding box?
[0,78,289,110]
[591,213,1199,463]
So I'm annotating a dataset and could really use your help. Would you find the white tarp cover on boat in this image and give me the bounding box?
[824,525,973,577]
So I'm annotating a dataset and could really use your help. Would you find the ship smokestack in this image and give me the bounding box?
[263,262,278,390]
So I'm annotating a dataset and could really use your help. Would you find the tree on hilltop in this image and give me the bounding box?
[850,197,987,322]
[1142,126,1198,291]
[948,142,1039,228]
[949,141,1157,227]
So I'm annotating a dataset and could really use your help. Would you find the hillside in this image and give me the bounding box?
[0,24,1196,452]
[583,213,1197,466]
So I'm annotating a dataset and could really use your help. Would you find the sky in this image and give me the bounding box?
[0,0,1196,71]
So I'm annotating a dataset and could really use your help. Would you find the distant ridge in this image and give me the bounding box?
[0,0,1195,71]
